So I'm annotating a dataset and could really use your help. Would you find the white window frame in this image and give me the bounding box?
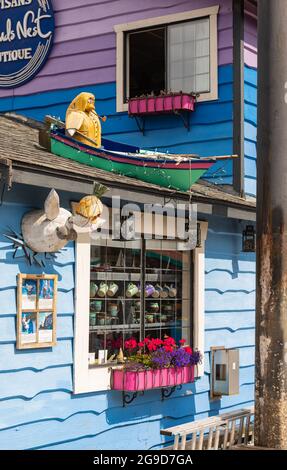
[114,6,219,113]
[73,222,208,394]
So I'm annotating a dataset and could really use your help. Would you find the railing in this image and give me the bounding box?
[161,407,254,450]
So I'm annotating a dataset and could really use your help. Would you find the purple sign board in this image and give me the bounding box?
[0,0,55,88]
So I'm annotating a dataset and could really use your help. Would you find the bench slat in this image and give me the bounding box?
[161,407,254,437]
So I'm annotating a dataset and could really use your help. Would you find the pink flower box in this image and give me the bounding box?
[128,93,195,116]
[111,366,195,392]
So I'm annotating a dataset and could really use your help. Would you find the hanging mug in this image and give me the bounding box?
[90,282,98,298]
[89,312,97,326]
[126,283,139,298]
[168,285,177,298]
[94,300,102,312]
[150,302,159,313]
[152,284,162,298]
[108,303,118,317]
[135,284,141,297]
[145,284,155,297]
[98,282,108,297]
[160,285,169,298]
[107,282,119,297]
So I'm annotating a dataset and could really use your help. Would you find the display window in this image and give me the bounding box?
[88,240,192,366]
[73,221,207,394]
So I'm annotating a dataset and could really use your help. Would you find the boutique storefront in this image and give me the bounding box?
[0,0,258,450]
[0,113,256,449]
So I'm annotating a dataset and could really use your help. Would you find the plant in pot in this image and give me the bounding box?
[111,336,201,391]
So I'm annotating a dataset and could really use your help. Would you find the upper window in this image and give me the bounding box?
[127,18,210,99]
[115,6,219,112]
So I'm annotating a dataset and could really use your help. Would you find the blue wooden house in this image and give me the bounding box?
[0,0,257,450]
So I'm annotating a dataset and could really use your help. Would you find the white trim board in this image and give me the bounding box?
[115,6,220,112]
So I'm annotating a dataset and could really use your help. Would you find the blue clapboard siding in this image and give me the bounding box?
[0,65,234,186]
[244,66,257,196]
[0,186,256,450]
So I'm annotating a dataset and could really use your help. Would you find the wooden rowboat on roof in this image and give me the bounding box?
[42,116,236,192]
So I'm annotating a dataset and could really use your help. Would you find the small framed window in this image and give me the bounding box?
[115,6,219,112]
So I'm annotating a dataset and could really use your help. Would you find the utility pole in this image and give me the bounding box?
[256,0,287,449]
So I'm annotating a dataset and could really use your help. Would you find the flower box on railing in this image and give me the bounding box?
[111,365,195,392]
[128,92,196,116]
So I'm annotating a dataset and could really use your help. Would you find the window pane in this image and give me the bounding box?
[196,38,209,57]
[128,27,165,98]
[194,56,209,75]
[195,74,210,93]
[89,239,141,367]
[89,239,192,366]
[144,240,191,345]
[167,18,210,94]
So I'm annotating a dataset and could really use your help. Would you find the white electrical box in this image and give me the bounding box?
[211,347,239,399]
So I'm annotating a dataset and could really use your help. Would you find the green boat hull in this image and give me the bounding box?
[51,139,208,192]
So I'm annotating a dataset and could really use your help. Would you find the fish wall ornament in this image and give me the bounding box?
[21,189,77,253]
[4,186,107,266]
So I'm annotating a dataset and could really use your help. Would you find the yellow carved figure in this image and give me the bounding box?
[65,92,104,148]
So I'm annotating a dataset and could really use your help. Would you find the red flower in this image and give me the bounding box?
[179,339,186,345]
[163,336,176,348]
[184,346,193,355]
[164,345,174,352]
[147,342,157,352]
[153,338,163,348]
[124,338,137,350]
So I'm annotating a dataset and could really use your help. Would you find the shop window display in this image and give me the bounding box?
[89,239,192,366]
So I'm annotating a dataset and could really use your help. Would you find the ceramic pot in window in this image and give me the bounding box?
[98,282,108,297]
[107,282,119,297]
[97,314,105,325]
[160,285,169,298]
[108,303,118,317]
[126,283,139,298]
[89,312,97,326]
[150,302,159,313]
[151,284,162,298]
[90,282,98,298]
[146,314,154,323]
[94,300,102,312]
[145,284,155,297]
[168,285,177,298]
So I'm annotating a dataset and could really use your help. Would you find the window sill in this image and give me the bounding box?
[73,364,113,394]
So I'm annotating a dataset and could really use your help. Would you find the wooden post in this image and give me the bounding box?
[256,0,287,449]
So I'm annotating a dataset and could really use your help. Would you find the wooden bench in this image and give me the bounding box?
[161,407,254,450]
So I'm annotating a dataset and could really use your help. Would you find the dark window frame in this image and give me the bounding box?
[124,16,211,101]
